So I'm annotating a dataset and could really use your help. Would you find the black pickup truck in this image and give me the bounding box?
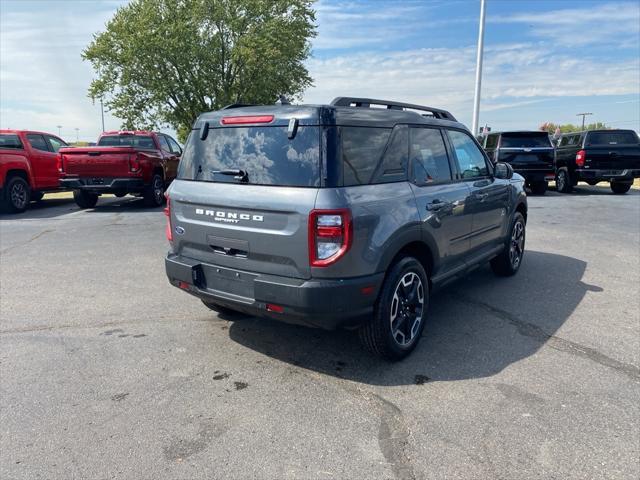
[554,129,640,194]
[482,131,555,195]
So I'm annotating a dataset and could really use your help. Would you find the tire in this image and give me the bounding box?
[555,169,572,193]
[586,180,599,186]
[73,190,99,209]
[610,182,631,194]
[143,173,165,207]
[31,191,44,202]
[491,212,526,277]
[2,176,31,213]
[201,300,240,317]
[114,192,127,198]
[359,256,429,361]
[529,181,548,195]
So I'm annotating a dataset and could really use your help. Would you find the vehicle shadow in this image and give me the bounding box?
[546,185,640,196]
[227,250,601,386]
[0,195,163,220]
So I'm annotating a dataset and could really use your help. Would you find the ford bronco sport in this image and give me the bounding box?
[165,97,528,360]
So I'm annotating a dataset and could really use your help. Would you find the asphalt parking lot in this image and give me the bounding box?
[1,186,639,480]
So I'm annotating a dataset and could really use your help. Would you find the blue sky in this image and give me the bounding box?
[1,0,639,142]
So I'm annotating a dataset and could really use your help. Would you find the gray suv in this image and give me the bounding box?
[165,97,528,360]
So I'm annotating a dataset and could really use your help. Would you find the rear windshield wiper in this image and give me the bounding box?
[211,169,249,183]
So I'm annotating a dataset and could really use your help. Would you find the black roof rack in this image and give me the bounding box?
[330,97,457,121]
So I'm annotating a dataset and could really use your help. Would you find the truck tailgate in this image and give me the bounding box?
[584,146,640,171]
[497,148,554,171]
[60,147,134,177]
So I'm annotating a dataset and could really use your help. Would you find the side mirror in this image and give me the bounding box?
[494,162,513,180]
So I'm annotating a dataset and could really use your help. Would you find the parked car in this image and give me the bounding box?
[0,129,69,213]
[554,129,640,194]
[481,131,555,195]
[164,97,528,360]
[59,130,181,208]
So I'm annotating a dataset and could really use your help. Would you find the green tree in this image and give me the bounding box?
[539,121,608,135]
[83,0,316,141]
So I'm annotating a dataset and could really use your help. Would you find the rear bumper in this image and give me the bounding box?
[575,169,640,183]
[60,177,145,193]
[165,253,384,330]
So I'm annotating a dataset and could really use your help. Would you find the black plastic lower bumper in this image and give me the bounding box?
[60,177,145,193]
[575,169,640,183]
[165,253,384,330]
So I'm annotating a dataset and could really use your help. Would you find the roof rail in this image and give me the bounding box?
[222,103,255,109]
[330,97,457,121]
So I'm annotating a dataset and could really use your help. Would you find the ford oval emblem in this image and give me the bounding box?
[174,226,185,235]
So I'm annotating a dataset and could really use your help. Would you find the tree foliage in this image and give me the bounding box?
[539,121,608,136]
[83,0,316,141]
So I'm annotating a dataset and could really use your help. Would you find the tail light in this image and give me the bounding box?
[164,193,172,243]
[57,154,64,173]
[575,150,586,167]
[308,209,352,267]
[129,153,141,172]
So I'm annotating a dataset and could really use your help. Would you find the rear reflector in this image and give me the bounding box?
[221,115,274,125]
[360,286,375,296]
[178,281,189,290]
[266,303,284,313]
[164,194,172,243]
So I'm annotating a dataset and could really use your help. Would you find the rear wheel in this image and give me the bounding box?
[143,173,164,207]
[73,190,99,209]
[529,181,547,195]
[2,176,30,213]
[555,169,572,193]
[359,256,428,361]
[610,182,631,194]
[491,212,526,277]
[114,192,127,198]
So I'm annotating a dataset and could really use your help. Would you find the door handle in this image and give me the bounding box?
[474,192,489,201]
[427,200,450,211]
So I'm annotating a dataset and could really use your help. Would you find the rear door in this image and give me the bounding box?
[165,135,182,181]
[446,128,510,253]
[25,133,58,189]
[169,121,322,280]
[408,126,472,274]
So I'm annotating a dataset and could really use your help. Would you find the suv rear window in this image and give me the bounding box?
[178,126,320,187]
[0,134,23,149]
[500,133,551,148]
[587,131,638,145]
[98,135,156,149]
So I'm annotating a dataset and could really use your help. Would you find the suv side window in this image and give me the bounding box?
[157,135,171,152]
[46,135,68,153]
[447,129,489,179]
[410,127,452,185]
[558,136,569,147]
[26,134,50,152]
[341,127,391,186]
[370,125,408,184]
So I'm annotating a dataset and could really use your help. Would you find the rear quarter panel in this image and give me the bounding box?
[312,182,422,279]
[0,150,33,188]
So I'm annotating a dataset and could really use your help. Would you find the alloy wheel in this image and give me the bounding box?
[390,272,424,347]
[509,220,525,269]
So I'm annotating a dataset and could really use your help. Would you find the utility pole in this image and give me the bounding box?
[74,128,79,143]
[577,112,592,131]
[471,0,487,137]
[56,125,62,137]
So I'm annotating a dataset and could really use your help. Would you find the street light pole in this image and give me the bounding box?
[56,125,62,137]
[577,112,593,131]
[74,128,79,143]
[471,0,487,137]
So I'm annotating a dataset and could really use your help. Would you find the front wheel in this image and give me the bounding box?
[73,190,99,209]
[556,169,572,193]
[491,212,526,277]
[143,174,165,207]
[359,256,428,361]
[610,182,631,194]
[529,181,548,195]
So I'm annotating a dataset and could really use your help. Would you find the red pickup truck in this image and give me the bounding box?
[1,129,69,213]
[59,131,181,208]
